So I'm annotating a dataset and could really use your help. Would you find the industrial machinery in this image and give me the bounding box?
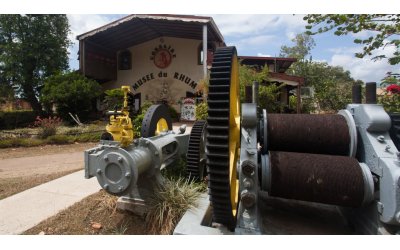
[86,85,179,213]
[192,46,399,234]
[85,46,400,234]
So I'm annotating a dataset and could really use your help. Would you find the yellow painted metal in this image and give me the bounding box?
[105,86,134,147]
[229,52,240,217]
[155,118,168,135]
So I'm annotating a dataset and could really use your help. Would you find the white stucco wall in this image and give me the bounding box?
[103,37,210,112]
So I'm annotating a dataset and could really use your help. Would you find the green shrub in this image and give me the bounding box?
[46,134,74,144]
[0,111,39,129]
[41,71,102,123]
[195,102,208,120]
[132,101,153,137]
[103,88,124,111]
[74,132,103,142]
[161,157,187,180]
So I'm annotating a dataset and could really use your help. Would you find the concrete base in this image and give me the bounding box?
[116,197,148,217]
[174,193,356,235]
[173,194,232,235]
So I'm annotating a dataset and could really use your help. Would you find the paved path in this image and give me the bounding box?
[0,170,100,234]
[0,123,193,234]
[0,151,85,179]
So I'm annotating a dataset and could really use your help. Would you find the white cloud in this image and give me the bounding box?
[257,53,272,57]
[327,46,360,54]
[329,42,398,83]
[286,31,296,40]
[211,14,306,37]
[350,30,379,39]
[68,14,121,41]
[238,35,275,46]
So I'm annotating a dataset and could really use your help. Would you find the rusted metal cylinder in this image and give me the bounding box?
[268,151,367,207]
[267,114,351,156]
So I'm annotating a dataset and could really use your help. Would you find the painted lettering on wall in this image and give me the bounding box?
[173,72,197,89]
[132,71,197,91]
[132,73,155,91]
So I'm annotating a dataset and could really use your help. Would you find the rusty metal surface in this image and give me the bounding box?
[269,151,365,207]
[267,114,350,155]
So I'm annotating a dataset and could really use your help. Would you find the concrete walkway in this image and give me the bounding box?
[0,123,193,235]
[0,170,100,234]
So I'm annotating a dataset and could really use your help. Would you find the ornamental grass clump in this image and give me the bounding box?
[145,177,202,234]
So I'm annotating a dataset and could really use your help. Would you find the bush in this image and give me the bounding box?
[41,71,102,123]
[161,158,187,180]
[103,88,124,111]
[258,85,284,113]
[0,111,38,129]
[132,101,153,137]
[195,102,208,120]
[34,116,62,139]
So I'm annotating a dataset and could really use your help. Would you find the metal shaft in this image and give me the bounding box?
[365,82,377,104]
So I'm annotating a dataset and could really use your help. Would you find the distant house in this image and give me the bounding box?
[239,56,304,113]
[0,99,32,111]
[76,14,304,114]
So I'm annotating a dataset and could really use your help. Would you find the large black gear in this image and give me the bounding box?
[186,120,207,181]
[206,46,239,231]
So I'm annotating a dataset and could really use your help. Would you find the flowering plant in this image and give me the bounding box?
[34,116,62,138]
[386,84,400,94]
[379,73,400,113]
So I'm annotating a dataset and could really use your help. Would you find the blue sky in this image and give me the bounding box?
[67,14,399,84]
[2,0,399,84]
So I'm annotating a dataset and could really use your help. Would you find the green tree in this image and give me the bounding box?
[307,62,357,112]
[304,14,400,65]
[41,72,102,122]
[0,14,71,112]
[239,64,283,113]
[279,33,316,60]
[280,33,361,112]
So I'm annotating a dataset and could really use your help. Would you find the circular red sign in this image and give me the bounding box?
[153,49,172,69]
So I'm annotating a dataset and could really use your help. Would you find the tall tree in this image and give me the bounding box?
[280,33,361,112]
[0,14,71,112]
[279,33,316,60]
[304,14,400,65]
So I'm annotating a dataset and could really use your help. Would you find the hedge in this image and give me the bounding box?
[0,111,39,130]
